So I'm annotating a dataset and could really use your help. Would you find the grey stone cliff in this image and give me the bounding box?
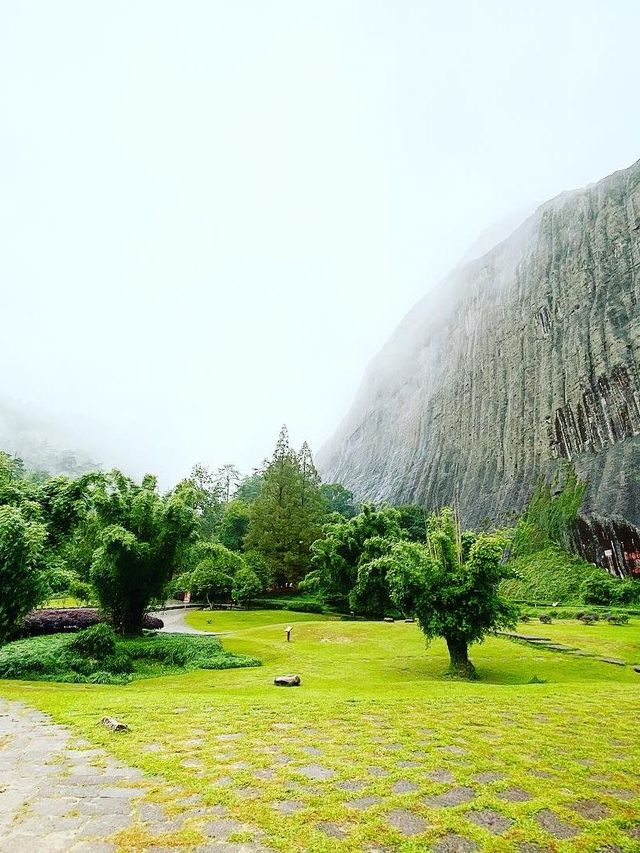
[318,159,640,542]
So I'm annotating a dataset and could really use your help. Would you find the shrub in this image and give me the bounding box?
[232,567,262,605]
[21,608,163,636]
[606,613,629,625]
[68,623,116,659]
[539,613,552,624]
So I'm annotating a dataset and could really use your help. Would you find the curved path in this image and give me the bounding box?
[155,608,226,635]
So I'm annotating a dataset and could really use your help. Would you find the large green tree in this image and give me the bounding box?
[383,508,517,677]
[245,427,327,586]
[302,504,403,610]
[0,504,47,643]
[90,471,196,634]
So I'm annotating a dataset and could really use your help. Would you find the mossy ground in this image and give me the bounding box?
[1,610,639,851]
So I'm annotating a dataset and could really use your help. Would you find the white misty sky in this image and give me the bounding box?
[1,1,639,487]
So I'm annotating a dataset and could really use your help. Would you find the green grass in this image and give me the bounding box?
[514,616,640,664]
[0,610,639,852]
[501,545,604,603]
[186,607,336,632]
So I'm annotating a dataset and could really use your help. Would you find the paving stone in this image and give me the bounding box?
[302,746,322,756]
[466,808,513,834]
[254,769,275,781]
[317,821,348,839]
[426,786,475,807]
[516,845,546,853]
[397,760,420,768]
[336,779,366,792]
[534,808,579,839]
[297,764,334,781]
[570,798,611,819]
[79,814,132,836]
[601,788,636,800]
[368,766,389,777]
[427,768,455,783]
[438,745,466,756]
[347,796,382,809]
[272,799,304,814]
[392,780,420,794]
[386,808,429,836]
[433,835,478,852]
[203,817,256,839]
[497,786,533,802]
[471,771,505,783]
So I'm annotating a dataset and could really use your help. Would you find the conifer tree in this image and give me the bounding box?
[245,427,327,586]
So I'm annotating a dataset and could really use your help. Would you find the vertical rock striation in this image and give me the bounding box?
[318,160,640,553]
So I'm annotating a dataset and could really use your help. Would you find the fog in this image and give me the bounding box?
[1,1,639,487]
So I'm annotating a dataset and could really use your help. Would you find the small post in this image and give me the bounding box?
[285,626,292,642]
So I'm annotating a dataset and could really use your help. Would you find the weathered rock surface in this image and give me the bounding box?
[318,160,640,548]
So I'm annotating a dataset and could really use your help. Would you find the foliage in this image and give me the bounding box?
[218,500,251,551]
[303,504,403,609]
[318,483,357,518]
[384,508,517,677]
[511,465,586,557]
[232,567,262,604]
[190,562,233,606]
[245,427,327,586]
[21,608,163,636]
[234,472,264,504]
[580,572,640,606]
[0,630,260,683]
[172,464,224,540]
[348,535,398,618]
[68,623,116,659]
[501,545,608,603]
[0,504,48,643]
[90,471,196,634]
[395,504,429,541]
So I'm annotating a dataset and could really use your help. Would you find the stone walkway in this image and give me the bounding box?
[156,608,225,636]
[0,699,269,853]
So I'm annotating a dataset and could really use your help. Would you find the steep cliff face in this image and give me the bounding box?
[318,160,640,546]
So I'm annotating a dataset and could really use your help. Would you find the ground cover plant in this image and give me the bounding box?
[1,609,638,852]
[0,624,260,684]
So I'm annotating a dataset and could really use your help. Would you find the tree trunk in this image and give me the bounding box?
[444,634,476,679]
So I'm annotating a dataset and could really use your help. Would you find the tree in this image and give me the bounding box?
[235,472,264,503]
[90,471,196,634]
[384,508,517,678]
[218,500,251,551]
[0,505,47,643]
[216,464,241,503]
[173,464,224,539]
[319,483,357,518]
[232,566,262,605]
[189,562,233,607]
[303,504,403,608]
[245,427,327,586]
[348,535,397,618]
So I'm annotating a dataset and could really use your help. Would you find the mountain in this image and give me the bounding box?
[0,397,99,478]
[318,159,640,574]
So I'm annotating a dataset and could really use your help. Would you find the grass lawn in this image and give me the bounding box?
[514,617,640,665]
[1,610,639,851]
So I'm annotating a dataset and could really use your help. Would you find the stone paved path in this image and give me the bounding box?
[0,698,146,852]
[0,699,269,853]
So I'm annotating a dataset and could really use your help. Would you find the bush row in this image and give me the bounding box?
[21,608,163,636]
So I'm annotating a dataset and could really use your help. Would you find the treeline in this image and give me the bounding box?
[0,425,361,640]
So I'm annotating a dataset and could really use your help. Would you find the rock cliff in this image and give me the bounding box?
[318,159,640,569]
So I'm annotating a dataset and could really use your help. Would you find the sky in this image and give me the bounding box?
[1,1,639,487]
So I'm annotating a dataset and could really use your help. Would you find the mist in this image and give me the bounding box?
[1,0,639,487]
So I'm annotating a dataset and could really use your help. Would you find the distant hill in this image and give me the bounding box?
[0,397,99,478]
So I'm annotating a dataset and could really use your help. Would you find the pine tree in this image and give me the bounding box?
[245,427,327,587]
